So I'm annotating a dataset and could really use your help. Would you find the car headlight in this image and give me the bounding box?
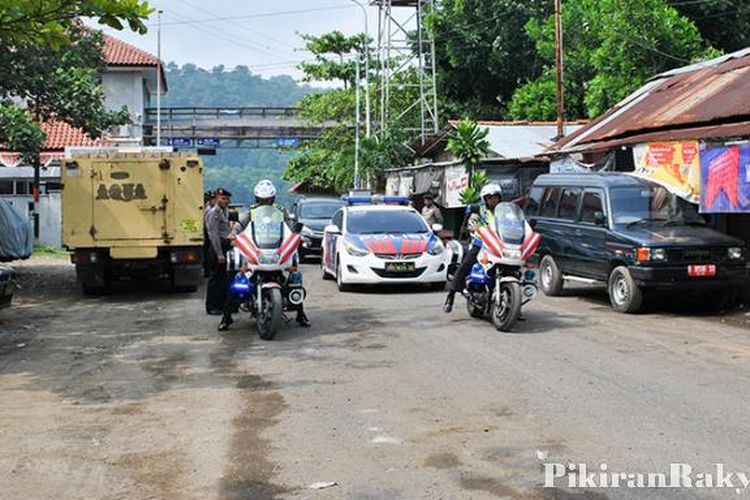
[729,247,743,260]
[301,226,315,237]
[344,240,369,257]
[651,248,667,262]
[427,240,445,256]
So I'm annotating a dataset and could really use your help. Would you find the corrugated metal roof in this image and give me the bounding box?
[553,46,750,153]
[479,122,584,158]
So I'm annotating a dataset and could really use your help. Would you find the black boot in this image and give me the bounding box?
[218,314,233,332]
[296,310,311,327]
[442,292,455,313]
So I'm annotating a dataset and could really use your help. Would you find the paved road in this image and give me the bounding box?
[1,258,749,499]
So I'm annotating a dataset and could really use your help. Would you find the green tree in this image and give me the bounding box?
[447,118,490,185]
[666,0,750,53]
[0,1,152,160]
[298,31,373,90]
[285,32,413,193]
[508,0,718,120]
[427,0,551,119]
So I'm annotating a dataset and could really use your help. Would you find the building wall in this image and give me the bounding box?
[4,194,61,248]
[102,70,146,138]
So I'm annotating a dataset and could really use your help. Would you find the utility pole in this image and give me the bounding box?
[354,56,361,189]
[350,0,371,138]
[554,0,564,138]
[156,9,163,147]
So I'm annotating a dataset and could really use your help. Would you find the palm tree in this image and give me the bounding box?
[447,118,491,204]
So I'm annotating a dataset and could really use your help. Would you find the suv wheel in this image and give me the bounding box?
[608,266,643,313]
[539,255,563,296]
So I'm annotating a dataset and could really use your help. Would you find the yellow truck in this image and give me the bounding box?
[61,152,204,294]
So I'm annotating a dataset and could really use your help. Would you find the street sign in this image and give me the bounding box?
[275,137,300,148]
[197,138,221,148]
[161,137,193,147]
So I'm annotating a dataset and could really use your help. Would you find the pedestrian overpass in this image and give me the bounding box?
[143,106,332,150]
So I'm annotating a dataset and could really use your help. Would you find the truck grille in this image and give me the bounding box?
[666,247,727,264]
[372,267,426,278]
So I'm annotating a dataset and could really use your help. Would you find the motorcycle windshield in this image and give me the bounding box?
[251,205,284,249]
[493,202,525,245]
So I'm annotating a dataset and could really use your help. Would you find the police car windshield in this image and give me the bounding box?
[347,210,429,234]
[300,200,345,219]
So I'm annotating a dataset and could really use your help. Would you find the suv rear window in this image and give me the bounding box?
[558,188,581,220]
[539,187,561,217]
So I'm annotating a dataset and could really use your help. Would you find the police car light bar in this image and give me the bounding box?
[342,192,411,206]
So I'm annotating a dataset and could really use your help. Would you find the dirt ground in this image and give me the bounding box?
[2,257,750,499]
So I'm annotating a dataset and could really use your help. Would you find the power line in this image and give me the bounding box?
[150,5,351,27]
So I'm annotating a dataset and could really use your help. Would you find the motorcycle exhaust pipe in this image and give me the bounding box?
[288,288,305,305]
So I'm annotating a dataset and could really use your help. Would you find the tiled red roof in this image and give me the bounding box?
[103,34,160,66]
[42,121,101,150]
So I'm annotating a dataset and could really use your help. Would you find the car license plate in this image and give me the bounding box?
[688,264,716,277]
[384,261,415,273]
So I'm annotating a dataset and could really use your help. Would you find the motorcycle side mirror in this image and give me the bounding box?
[528,219,538,230]
[324,224,341,235]
[594,211,606,226]
[293,222,304,233]
[288,213,297,222]
[431,223,443,233]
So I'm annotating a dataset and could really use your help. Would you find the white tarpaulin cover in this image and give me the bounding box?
[0,199,32,261]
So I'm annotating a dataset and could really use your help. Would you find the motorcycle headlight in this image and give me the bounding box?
[258,251,279,265]
[729,247,743,260]
[344,240,369,257]
[427,240,445,256]
[503,248,521,259]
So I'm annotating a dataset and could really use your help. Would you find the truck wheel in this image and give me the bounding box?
[79,264,112,296]
[539,255,563,296]
[608,266,643,313]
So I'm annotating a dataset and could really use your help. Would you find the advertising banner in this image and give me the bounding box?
[632,141,701,204]
[444,164,469,208]
[699,144,750,213]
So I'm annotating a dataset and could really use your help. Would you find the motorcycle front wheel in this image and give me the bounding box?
[256,287,282,340]
[490,282,522,332]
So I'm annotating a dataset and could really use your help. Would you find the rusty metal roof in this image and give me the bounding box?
[552,47,750,153]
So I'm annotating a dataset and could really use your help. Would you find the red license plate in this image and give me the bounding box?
[688,264,716,277]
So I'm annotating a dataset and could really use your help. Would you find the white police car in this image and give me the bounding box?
[321,195,447,290]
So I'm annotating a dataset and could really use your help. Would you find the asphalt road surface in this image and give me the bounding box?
[1,257,749,499]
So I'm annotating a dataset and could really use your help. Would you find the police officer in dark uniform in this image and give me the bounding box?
[202,190,215,277]
[205,188,232,314]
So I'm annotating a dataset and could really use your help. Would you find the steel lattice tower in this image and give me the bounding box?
[373,0,439,144]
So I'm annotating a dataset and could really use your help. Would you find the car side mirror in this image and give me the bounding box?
[293,222,304,233]
[431,223,443,233]
[227,210,239,223]
[594,211,606,226]
[324,224,341,235]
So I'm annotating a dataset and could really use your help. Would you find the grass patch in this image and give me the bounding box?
[33,245,67,258]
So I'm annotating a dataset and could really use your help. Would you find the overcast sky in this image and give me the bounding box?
[94,0,413,81]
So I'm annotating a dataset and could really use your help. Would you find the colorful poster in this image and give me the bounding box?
[699,144,750,213]
[632,141,701,204]
[444,165,469,208]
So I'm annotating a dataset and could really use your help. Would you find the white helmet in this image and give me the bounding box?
[480,183,502,201]
[254,179,277,199]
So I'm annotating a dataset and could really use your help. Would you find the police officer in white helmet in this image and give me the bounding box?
[221,179,311,330]
[443,183,503,313]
